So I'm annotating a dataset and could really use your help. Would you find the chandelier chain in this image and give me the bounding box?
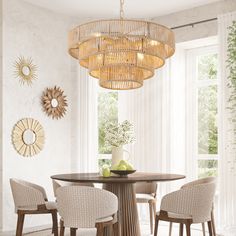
[120,0,125,19]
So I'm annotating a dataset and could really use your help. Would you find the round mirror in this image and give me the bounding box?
[22,66,31,76]
[51,98,59,108]
[22,129,36,145]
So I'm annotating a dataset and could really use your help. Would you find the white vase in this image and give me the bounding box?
[111,146,124,167]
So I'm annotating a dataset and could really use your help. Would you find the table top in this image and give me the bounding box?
[51,172,185,184]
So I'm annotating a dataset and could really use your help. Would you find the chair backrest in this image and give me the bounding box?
[181,177,216,189]
[161,181,216,223]
[52,179,95,198]
[135,182,157,196]
[10,179,46,210]
[56,186,118,228]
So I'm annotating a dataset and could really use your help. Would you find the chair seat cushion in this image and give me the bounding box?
[45,201,57,210]
[96,216,113,223]
[136,193,155,203]
[17,201,57,211]
[61,216,114,224]
[157,211,192,220]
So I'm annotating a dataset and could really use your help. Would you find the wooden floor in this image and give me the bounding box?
[0,223,211,236]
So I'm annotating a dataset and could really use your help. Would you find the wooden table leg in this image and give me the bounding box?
[103,183,141,236]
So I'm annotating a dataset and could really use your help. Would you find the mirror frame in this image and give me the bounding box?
[41,86,68,119]
[12,118,45,157]
[14,56,37,86]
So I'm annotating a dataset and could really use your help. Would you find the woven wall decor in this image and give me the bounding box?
[14,56,37,86]
[41,86,68,119]
[12,118,45,157]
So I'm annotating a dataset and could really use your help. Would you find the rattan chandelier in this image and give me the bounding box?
[68,0,175,90]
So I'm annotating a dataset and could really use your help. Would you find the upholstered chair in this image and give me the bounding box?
[52,179,94,198]
[180,177,217,236]
[154,179,216,236]
[135,182,157,234]
[10,178,58,236]
[56,186,118,236]
[168,177,217,236]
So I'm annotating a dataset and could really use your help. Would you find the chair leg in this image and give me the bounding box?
[153,201,157,234]
[52,211,58,236]
[202,222,206,236]
[149,202,154,234]
[60,220,65,236]
[96,224,104,236]
[207,221,213,236]
[113,222,119,236]
[154,217,159,236]
[179,223,183,236]
[70,228,77,236]
[16,213,25,236]
[169,222,173,236]
[185,222,191,236]
[211,211,216,236]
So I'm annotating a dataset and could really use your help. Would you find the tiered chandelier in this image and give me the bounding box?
[68,0,175,90]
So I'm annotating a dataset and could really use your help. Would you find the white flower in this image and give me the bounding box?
[104,120,135,147]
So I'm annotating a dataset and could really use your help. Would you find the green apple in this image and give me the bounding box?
[126,163,134,170]
[119,160,128,166]
[102,167,111,177]
[118,164,127,170]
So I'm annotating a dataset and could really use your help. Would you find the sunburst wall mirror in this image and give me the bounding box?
[14,56,37,86]
[41,86,68,119]
[12,118,45,157]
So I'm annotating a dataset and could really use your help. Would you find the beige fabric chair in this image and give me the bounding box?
[10,178,58,236]
[56,186,118,236]
[181,177,217,236]
[168,177,217,236]
[135,182,157,234]
[154,179,216,236]
[52,179,94,198]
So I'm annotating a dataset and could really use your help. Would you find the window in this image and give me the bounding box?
[187,45,218,179]
[98,89,118,169]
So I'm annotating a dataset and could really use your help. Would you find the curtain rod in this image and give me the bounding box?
[171,17,217,30]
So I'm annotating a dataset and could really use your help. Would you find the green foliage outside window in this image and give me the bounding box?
[198,54,218,155]
[198,54,218,80]
[197,53,218,178]
[226,21,236,174]
[198,85,218,154]
[198,160,218,178]
[98,92,118,154]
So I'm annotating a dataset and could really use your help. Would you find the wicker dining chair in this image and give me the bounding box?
[10,178,58,236]
[56,186,118,236]
[135,182,157,234]
[154,180,216,236]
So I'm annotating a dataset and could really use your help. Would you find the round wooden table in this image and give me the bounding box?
[51,172,185,236]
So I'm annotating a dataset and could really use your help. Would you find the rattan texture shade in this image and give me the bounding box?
[69,19,175,89]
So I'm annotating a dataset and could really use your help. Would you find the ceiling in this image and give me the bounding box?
[23,0,221,19]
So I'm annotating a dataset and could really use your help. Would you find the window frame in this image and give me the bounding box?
[186,44,219,180]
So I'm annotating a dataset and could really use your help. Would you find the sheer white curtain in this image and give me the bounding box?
[118,46,186,198]
[71,64,98,173]
[218,12,236,233]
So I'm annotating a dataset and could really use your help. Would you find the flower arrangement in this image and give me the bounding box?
[104,120,135,147]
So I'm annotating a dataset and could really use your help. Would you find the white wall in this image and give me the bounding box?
[153,0,236,42]
[1,0,75,231]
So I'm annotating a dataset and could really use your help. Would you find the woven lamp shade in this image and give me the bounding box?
[68,19,175,90]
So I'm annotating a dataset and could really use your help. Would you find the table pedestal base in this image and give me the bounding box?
[104,183,141,236]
